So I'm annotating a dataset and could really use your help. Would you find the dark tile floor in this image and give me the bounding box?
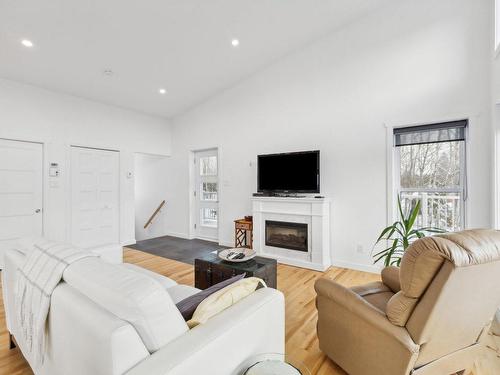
[128,235,228,265]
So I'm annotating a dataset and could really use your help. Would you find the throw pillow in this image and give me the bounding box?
[187,277,266,328]
[176,273,245,320]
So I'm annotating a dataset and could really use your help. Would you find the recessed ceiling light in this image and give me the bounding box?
[231,39,240,47]
[158,88,167,95]
[21,39,34,48]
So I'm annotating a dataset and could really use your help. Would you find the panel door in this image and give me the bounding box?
[71,147,119,248]
[0,139,43,267]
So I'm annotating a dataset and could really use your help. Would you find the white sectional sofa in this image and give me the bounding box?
[2,246,285,375]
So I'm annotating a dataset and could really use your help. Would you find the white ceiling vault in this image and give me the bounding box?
[0,0,390,118]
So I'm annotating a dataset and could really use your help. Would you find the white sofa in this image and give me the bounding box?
[86,243,124,263]
[2,247,285,375]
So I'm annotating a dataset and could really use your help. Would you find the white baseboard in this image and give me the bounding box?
[331,259,382,274]
[166,231,222,244]
[121,239,136,247]
[165,231,192,240]
[194,235,219,243]
[260,253,329,271]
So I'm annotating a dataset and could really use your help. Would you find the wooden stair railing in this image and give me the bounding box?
[144,200,166,229]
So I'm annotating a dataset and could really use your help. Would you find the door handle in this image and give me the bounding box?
[35,209,41,213]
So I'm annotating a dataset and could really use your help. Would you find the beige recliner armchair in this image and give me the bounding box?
[315,229,500,375]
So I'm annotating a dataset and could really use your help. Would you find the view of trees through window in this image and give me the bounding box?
[398,141,463,232]
[202,182,218,201]
[200,156,217,176]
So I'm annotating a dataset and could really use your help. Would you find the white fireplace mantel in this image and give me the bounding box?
[252,196,331,271]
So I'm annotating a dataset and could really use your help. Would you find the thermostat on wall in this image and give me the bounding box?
[49,163,60,177]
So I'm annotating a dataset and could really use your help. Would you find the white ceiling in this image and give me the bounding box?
[0,0,390,118]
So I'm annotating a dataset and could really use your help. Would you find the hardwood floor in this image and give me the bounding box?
[0,249,380,375]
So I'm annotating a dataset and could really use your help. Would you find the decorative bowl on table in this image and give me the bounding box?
[218,247,256,263]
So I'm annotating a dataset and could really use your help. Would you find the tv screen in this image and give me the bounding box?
[257,150,320,193]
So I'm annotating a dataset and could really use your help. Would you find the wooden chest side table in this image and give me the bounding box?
[194,254,277,290]
[235,219,253,249]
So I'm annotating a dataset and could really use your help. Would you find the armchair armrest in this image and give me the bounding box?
[381,266,401,293]
[125,288,285,375]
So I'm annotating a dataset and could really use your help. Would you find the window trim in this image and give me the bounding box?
[385,117,470,229]
[496,0,500,53]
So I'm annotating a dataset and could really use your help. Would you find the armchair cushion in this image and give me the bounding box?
[381,266,401,293]
[381,266,417,326]
[387,291,418,326]
[400,240,445,299]
[400,230,500,300]
[350,281,393,314]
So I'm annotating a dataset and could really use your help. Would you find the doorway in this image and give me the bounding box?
[0,139,43,267]
[134,153,169,241]
[192,149,219,241]
[70,146,119,248]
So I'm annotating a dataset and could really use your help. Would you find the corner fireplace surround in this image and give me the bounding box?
[252,196,331,271]
[265,220,308,252]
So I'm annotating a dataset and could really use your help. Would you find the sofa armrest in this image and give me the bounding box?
[125,288,285,375]
[315,277,416,352]
[381,266,401,293]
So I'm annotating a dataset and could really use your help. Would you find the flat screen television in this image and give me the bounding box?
[257,150,320,193]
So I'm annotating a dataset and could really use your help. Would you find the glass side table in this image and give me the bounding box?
[243,354,310,375]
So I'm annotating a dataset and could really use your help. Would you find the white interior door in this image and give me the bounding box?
[194,149,218,241]
[0,139,43,267]
[71,146,119,248]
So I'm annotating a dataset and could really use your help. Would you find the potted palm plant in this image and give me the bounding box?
[373,196,445,266]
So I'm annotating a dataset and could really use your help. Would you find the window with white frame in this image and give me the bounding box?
[393,120,467,232]
[497,0,500,50]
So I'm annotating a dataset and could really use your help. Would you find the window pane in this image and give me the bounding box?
[399,141,461,189]
[201,182,218,201]
[200,156,217,176]
[201,208,218,228]
[400,191,462,232]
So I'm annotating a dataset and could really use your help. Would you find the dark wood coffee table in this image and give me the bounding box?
[194,252,277,289]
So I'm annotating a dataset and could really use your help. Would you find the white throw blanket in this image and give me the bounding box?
[15,239,97,368]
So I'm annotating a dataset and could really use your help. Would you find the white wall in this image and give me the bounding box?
[134,153,170,241]
[166,0,492,272]
[0,78,172,246]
